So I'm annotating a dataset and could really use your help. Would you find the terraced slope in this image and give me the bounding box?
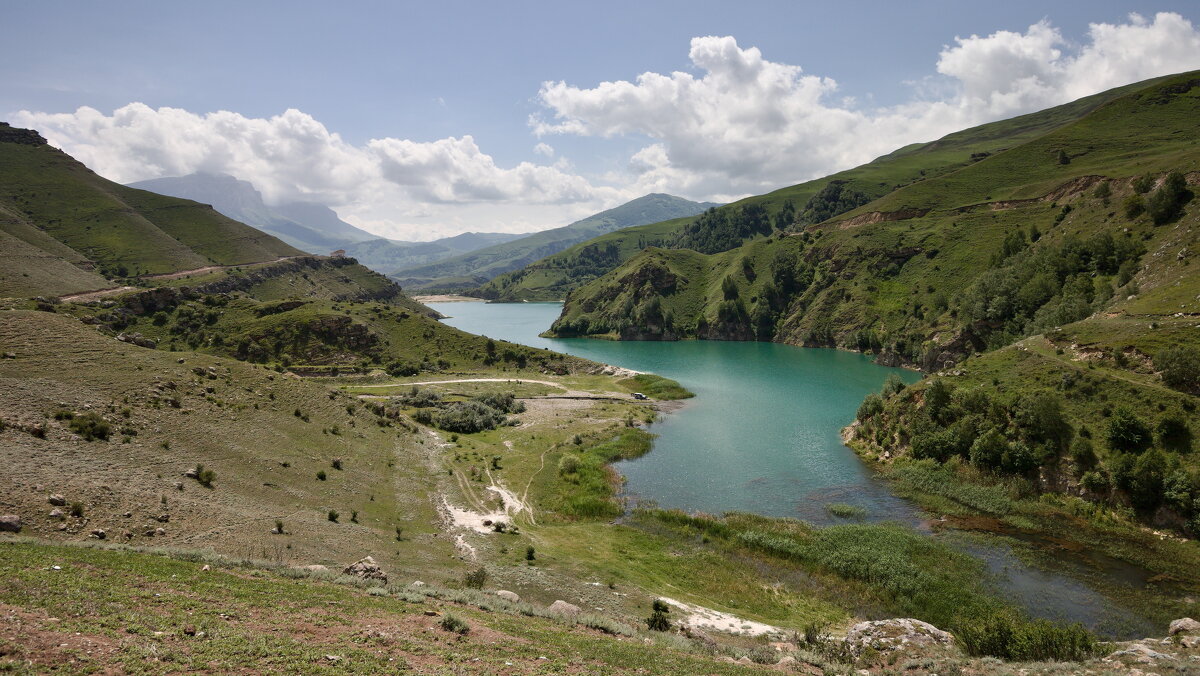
[480,74,1176,302]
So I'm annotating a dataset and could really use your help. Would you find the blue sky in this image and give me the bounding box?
[6,2,1200,239]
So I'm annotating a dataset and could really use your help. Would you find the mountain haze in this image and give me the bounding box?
[390,193,718,292]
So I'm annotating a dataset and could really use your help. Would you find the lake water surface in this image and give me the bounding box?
[428,301,1159,637]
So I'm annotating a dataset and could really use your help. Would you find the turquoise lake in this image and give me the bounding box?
[430,301,921,524]
[428,301,1159,637]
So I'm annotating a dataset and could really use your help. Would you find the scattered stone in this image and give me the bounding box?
[1182,636,1200,649]
[410,580,425,587]
[154,527,166,537]
[0,515,21,533]
[201,565,211,571]
[424,610,440,617]
[156,514,170,523]
[183,468,199,479]
[777,655,797,665]
[844,618,954,657]
[1,352,15,359]
[143,528,157,537]
[495,590,520,603]
[47,494,66,506]
[49,508,65,519]
[548,600,581,616]
[1107,643,1174,663]
[1170,618,1200,636]
[122,511,132,518]
[174,482,183,490]
[89,528,106,539]
[301,564,329,573]
[183,624,197,636]
[343,556,388,584]
[122,530,132,539]
[769,641,797,652]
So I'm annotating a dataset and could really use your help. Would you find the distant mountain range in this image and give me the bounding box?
[125,172,525,274]
[391,193,720,292]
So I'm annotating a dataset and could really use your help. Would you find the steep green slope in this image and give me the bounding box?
[0,124,301,295]
[483,75,1175,302]
[392,193,716,292]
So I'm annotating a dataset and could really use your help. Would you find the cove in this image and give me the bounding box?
[428,301,1158,637]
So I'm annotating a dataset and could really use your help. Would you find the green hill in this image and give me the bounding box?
[549,71,1200,545]
[391,193,717,293]
[482,75,1177,303]
[0,125,303,294]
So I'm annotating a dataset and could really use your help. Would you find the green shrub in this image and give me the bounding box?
[68,412,111,441]
[193,464,216,487]
[317,470,327,481]
[1155,345,1200,394]
[857,393,883,421]
[1146,170,1191,224]
[557,454,581,475]
[431,401,508,434]
[1156,411,1193,453]
[923,379,953,423]
[1106,407,1152,452]
[439,613,469,634]
[327,510,339,522]
[826,503,867,519]
[1123,194,1145,218]
[463,567,488,589]
[525,546,535,561]
[956,612,1100,661]
[69,502,85,518]
[882,374,907,397]
[646,599,671,631]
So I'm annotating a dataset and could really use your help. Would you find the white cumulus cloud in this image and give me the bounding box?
[13,104,618,239]
[533,12,1200,198]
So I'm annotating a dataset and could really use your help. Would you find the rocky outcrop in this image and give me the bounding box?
[1170,617,1200,636]
[547,600,581,616]
[0,123,47,146]
[844,618,955,657]
[343,556,387,584]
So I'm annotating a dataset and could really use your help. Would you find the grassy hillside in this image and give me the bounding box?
[549,72,1200,549]
[0,124,301,296]
[393,193,716,292]
[478,76,1172,303]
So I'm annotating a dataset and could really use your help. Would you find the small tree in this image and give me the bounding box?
[1157,412,1193,453]
[525,546,536,561]
[924,378,953,423]
[1155,345,1200,394]
[1106,407,1152,453]
[194,464,216,487]
[646,599,671,631]
[327,510,339,522]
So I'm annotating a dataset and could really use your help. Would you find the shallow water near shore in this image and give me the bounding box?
[429,301,1160,637]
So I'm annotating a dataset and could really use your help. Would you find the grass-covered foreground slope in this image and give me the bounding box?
[476,74,1172,303]
[0,123,301,295]
[393,193,716,292]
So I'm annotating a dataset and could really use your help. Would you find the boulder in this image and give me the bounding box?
[154,527,166,537]
[844,618,954,657]
[548,600,581,616]
[49,508,65,519]
[301,565,329,573]
[48,494,66,506]
[1106,642,1173,663]
[1169,618,1200,636]
[89,529,106,539]
[0,515,21,533]
[343,556,387,584]
[495,590,520,603]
